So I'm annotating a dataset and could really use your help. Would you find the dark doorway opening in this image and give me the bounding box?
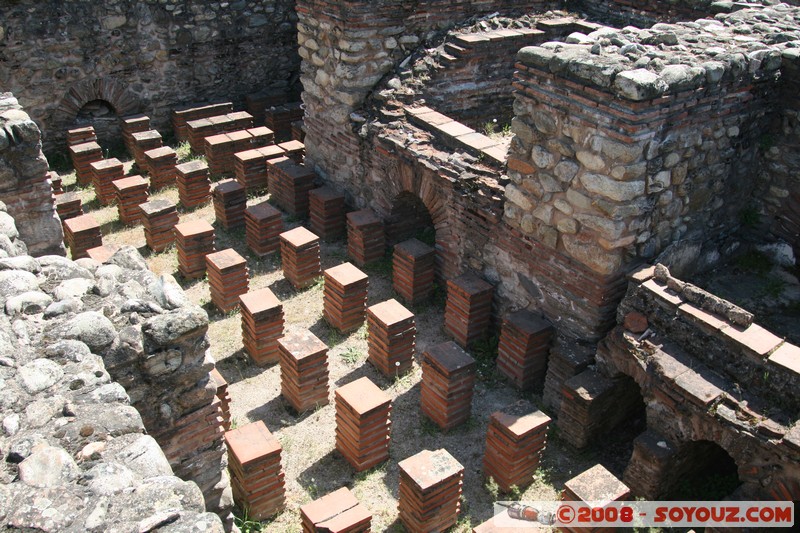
[73,99,122,152]
[669,440,741,500]
[385,192,435,247]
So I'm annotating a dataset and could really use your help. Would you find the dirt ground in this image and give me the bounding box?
[61,149,636,532]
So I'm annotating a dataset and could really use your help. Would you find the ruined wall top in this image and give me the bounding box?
[0,210,224,531]
[518,3,800,101]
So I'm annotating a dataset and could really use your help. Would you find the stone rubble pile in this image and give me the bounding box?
[0,210,226,531]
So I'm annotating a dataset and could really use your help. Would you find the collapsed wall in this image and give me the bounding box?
[0,93,64,257]
[0,0,300,153]
[0,211,225,531]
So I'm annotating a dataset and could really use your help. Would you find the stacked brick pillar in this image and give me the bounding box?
[240,288,284,366]
[224,421,286,520]
[113,175,149,226]
[213,179,247,229]
[323,262,369,333]
[367,299,415,377]
[280,227,321,289]
[268,157,316,218]
[69,141,102,186]
[444,273,494,347]
[174,220,215,279]
[392,238,436,305]
[278,330,329,413]
[206,248,249,313]
[89,158,124,206]
[176,160,212,208]
[300,487,371,532]
[334,377,391,471]
[497,311,554,391]
[245,201,283,256]
[143,146,178,190]
[309,186,346,241]
[139,199,178,252]
[347,210,385,266]
[63,214,102,260]
[483,400,551,492]
[420,341,476,430]
[398,449,464,532]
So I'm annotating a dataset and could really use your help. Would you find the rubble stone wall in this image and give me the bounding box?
[0,212,225,531]
[0,0,300,154]
[571,0,800,28]
[0,93,65,257]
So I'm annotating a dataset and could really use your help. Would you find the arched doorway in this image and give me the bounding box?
[72,99,121,150]
[385,191,435,246]
[668,440,740,500]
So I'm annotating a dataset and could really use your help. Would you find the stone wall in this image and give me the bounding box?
[297,0,559,194]
[0,214,224,531]
[0,93,64,257]
[586,265,800,500]
[504,6,797,340]
[571,0,800,28]
[763,46,800,258]
[0,0,300,154]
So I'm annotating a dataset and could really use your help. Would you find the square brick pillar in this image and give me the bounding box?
[347,209,385,267]
[334,376,391,472]
[48,171,63,196]
[561,464,630,533]
[483,400,551,492]
[120,114,150,156]
[174,219,215,279]
[205,248,249,313]
[213,179,247,230]
[398,448,464,532]
[279,227,321,289]
[444,272,494,348]
[309,186,346,241]
[420,341,476,430]
[497,311,554,392]
[367,299,415,378]
[278,330,329,413]
[224,421,286,520]
[267,156,316,218]
[63,214,102,260]
[176,160,211,208]
[292,120,304,142]
[85,244,119,264]
[300,487,371,532]
[210,368,232,431]
[113,175,149,226]
[89,158,124,206]
[69,141,102,186]
[393,238,436,306]
[55,192,83,223]
[240,287,284,366]
[66,126,96,145]
[323,262,369,333]
[131,130,163,170]
[235,145,285,192]
[245,201,283,256]
[139,199,179,252]
[278,139,305,163]
[143,146,178,190]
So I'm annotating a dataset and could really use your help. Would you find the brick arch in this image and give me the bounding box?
[371,153,458,279]
[52,77,141,130]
